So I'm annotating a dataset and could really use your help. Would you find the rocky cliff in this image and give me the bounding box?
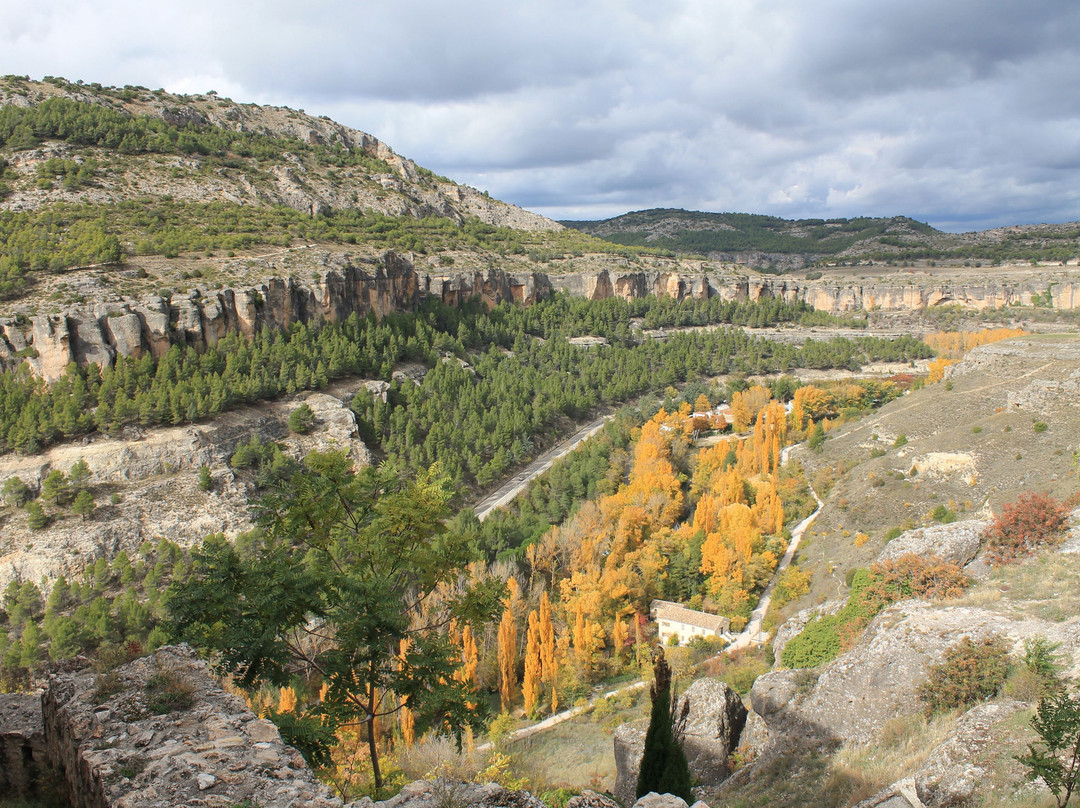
[0,253,551,380]
[550,268,1080,312]
[4,258,1077,381]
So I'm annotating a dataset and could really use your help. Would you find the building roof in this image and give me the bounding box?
[650,599,731,633]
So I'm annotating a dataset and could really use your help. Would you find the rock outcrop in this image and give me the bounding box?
[751,600,1080,747]
[0,255,552,381]
[854,701,1027,808]
[551,269,1080,313]
[5,257,1079,381]
[0,386,371,591]
[0,693,47,799]
[42,644,343,808]
[354,779,547,808]
[613,678,747,807]
[876,520,988,567]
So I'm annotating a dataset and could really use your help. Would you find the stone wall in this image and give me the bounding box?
[0,693,48,798]
[42,645,343,808]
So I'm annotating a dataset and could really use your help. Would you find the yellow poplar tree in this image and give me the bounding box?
[611,615,627,671]
[497,578,521,710]
[539,591,557,713]
[523,610,542,717]
[397,638,415,747]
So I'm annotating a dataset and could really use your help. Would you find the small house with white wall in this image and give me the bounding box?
[650,599,733,646]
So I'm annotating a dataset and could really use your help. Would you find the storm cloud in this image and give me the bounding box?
[3,0,1078,230]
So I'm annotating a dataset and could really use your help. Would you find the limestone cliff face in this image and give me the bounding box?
[550,269,1080,313]
[0,253,551,380]
[3,258,1077,381]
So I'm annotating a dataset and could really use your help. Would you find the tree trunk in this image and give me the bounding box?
[368,684,382,790]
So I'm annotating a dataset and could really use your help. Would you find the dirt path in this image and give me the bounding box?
[472,416,611,521]
[725,449,823,653]
[474,680,648,752]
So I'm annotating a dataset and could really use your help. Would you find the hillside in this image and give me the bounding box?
[0,74,557,231]
[562,208,1080,270]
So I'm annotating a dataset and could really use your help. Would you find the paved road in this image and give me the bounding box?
[472,416,611,521]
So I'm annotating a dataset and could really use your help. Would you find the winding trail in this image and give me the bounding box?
[725,445,824,653]
[472,416,610,521]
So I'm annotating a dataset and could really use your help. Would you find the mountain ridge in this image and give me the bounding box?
[562,207,1080,269]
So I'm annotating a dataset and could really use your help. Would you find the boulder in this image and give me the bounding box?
[752,601,1080,746]
[876,520,988,567]
[854,701,1026,808]
[613,678,747,807]
[566,790,620,808]
[632,794,689,808]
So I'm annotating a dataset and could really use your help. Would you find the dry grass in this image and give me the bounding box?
[983,553,1080,622]
[821,712,958,806]
[504,695,649,793]
[396,736,490,783]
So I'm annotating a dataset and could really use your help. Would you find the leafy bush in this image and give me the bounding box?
[1033,421,1049,433]
[918,635,1010,714]
[984,492,1069,564]
[783,557,968,669]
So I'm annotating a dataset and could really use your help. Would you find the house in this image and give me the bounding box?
[649,599,733,646]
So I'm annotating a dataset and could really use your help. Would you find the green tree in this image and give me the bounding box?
[198,465,213,492]
[1,475,30,508]
[41,469,70,506]
[72,489,96,521]
[807,422,825,452]
[636,649,694,802]
[288,402,316,434]
[168,451,501,787]
[69,458,91,491]
[1018,689,1080,807]
[25,500,49,530]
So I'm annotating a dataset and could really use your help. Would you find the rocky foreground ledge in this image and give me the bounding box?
[4,644,716,808]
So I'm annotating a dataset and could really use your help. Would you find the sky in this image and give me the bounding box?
[3,0,1079,231]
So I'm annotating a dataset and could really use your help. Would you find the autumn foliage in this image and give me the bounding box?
[924,328,1027,359]
[984,493,1070,565]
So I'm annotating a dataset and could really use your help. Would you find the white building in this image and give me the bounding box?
[650,599,733,646]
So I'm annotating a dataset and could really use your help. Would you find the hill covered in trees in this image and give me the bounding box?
[562,208,1080,269]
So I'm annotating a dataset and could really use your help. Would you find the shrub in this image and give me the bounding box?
[893,434,908,448]
[1033,421,1049,433]
[862,554,967,609]
[783,558,967,669]
[288,403,316,434]
[919,635,1010,714]
[984,492,1070,564]
[145,669,195,714]
[883,526,903,542]
[772,565,812,608]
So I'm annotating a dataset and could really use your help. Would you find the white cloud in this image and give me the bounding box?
[1,0,1079,230]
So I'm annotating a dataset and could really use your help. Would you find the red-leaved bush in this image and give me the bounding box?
[983,492,1069,564]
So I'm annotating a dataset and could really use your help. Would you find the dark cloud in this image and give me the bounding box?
[2,0,1079,230]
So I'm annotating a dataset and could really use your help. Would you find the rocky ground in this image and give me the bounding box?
[0,385,372,591]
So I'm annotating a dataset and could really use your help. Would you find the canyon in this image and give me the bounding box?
[2,252,1077,380]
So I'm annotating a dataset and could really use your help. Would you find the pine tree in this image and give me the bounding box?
[636,649,693,802]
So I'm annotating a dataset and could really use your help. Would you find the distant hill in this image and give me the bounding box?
[562,208,1080,270]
